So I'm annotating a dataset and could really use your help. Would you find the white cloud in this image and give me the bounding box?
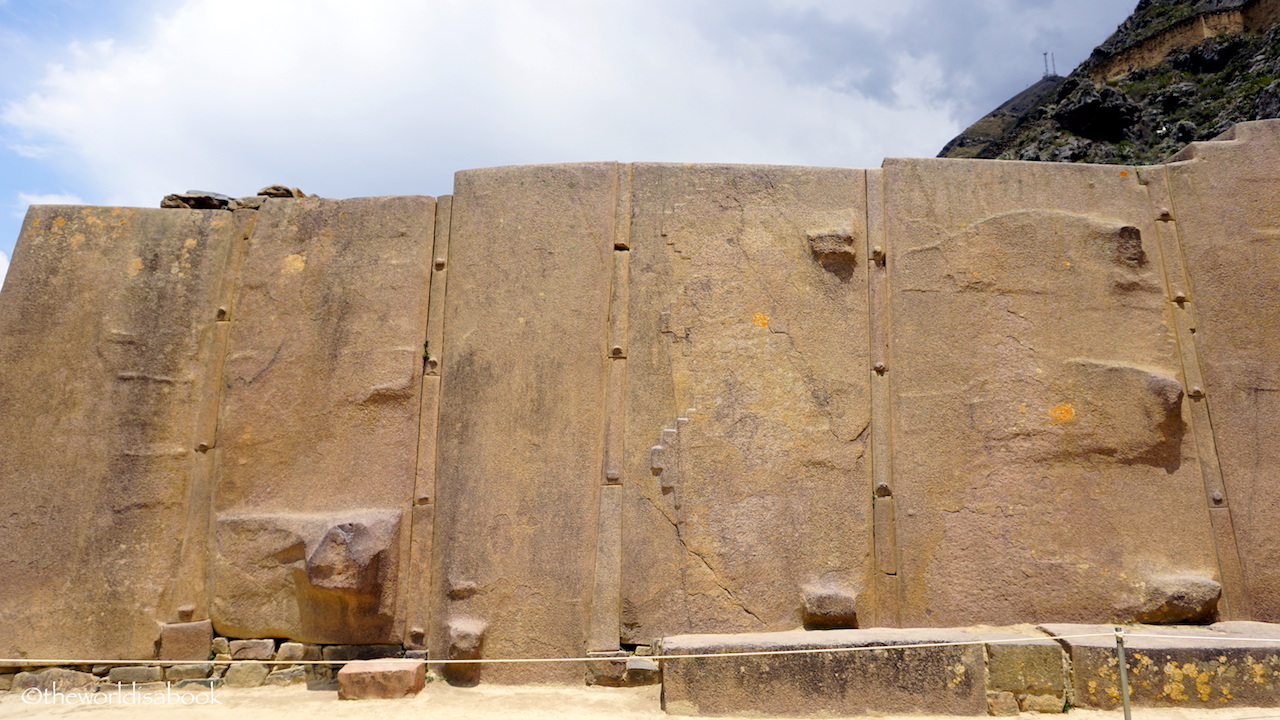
[14,192,83,218]
[766,0,921,36]
[1,0,965,206]
[9,144,51,159]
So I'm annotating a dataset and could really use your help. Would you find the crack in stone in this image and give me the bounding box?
[642,491,765,627]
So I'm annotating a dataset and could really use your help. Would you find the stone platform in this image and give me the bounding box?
[1041,622,1280,709]
[659,623,1280,716]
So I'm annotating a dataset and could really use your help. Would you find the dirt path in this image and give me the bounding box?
[0,682,1277,720]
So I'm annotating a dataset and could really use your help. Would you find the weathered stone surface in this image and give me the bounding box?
[429,163,616,683]
[211,637,230,656]
[108,666,162,683]
[882,158,1219,626]
[177,678,222,690]
[0,673,14,691]
[1129,575,1222,623]
[229,639,275,660]
[660,628,987,716]
[586,651,629,687]
[159,619,213,661]
[306,644,405,690]
[587,652,662,687]
[0,205,250,660]
[337,659,426,700]
[322,644,403,662]
[264,666,308,685]
[625,656,661,686]
[801,582,860,630]
[223,661,269,688]
[1162,120,1280,621]
[622,164,873,641]
[161,191,234,210]
[274,641,319,668]
[207,193,432,640]
[1020,693,1067,713]
[257,184,305,198]
[165,663,212,681]
[12,668,97,693]
[1042,621,1280,708]
[211,196,433,644]
[987,691,1020,716]
[986,637,1066,694]
[99,681,166,693]
[212,511,404,644]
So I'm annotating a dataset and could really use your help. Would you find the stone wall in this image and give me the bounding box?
[1,120,1279,683]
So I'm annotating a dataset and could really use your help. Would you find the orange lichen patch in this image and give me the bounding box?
[1048,403,1076,423]
[52,216,67,227]
[752,313,769,328]
[1120,170,1130,178]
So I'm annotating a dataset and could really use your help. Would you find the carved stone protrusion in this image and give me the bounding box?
[801,582,859,630]
[442,616,488,686]
[806,229,858,281]
[210,510,402,645]
[306,522,385,592]
[650,410,696,491]
[1113,225,1147,266]
[1129,575,1222,624]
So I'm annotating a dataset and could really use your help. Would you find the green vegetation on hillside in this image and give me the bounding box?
[939,0,1280,164]
[998,23,1280,164]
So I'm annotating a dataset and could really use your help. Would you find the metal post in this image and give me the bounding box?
[1115,627,1133,720]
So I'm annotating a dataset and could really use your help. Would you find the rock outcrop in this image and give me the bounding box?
[941,0,1280,164]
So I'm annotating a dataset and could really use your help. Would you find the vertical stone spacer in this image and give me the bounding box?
[1142,165,1251,619]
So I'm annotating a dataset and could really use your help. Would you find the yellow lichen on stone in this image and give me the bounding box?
[1163,681,1188,701]
[282,253,307,274]
[1197,670,1213,701]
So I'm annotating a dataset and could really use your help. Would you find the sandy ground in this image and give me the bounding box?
[0,682,1279,720]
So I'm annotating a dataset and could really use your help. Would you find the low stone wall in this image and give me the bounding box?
[660,623,1280,717]
[0,636,415,694]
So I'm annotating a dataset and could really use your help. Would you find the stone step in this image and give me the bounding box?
[1040,621,1280,709]
[659,628,1000,716]
[660,623,1280,716]
[337,659,427,700]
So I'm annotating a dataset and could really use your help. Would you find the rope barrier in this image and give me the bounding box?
[0,631,1119,668]
[4,628,1279,669]
[1119,631,1280,645]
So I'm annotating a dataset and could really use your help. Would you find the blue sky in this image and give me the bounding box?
[0,0,1137,289]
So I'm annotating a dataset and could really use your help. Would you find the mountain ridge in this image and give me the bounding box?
[940,0,1280,163]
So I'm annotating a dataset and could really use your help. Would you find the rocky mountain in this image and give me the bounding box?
[940,0,1280,163]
